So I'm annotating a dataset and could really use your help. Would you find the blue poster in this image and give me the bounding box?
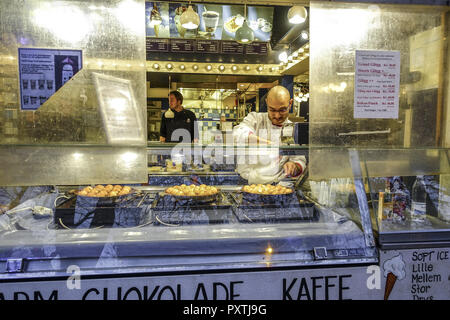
[18,48,82,111]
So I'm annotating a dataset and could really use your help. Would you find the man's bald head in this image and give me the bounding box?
[266,85,292,126]
[266,85,291,104]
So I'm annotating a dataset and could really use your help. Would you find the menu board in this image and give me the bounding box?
[18,48,82,110]
[354,50,401,119]
[93,73,145,145]
[196,40,220,53]
[146,2,273,42]
[170,39,195,52]
[245,42,268,55]
[146,38,169,52]
[221,41,244,54]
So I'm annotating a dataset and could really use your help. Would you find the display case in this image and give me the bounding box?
[0,143,383,281]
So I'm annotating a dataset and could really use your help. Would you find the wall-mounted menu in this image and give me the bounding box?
[221,41,244,54]
[196,40,220,53]
[245,42,268,55]
[170,39,195,52]
[146,2,273,42]
[18,48,82,111]
[354,50,401,119]
[146,38,170,52]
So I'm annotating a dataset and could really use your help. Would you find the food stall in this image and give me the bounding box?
[0,0,449,301]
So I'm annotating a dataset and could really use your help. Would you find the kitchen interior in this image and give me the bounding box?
[145,3,311,144]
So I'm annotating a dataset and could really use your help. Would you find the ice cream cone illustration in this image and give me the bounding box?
[383,254,406,300]
[384,272,397,300]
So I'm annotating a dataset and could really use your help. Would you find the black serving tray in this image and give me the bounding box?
[233,192,319,223]
[54,193,152,229]
[152,193,236,226]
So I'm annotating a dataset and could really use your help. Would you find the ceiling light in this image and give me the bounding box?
[257,66,263,72]
[219,65,225,71]
[180,4,200,30]
[278,51,288,63]
[192,64,198,70]
[180,64,185,70]
[244,65,251,71]
[231,65,238,71]
[206,64,212,71]
[153,63,159,69]
[301,30,309,40]
[287,6,307,24]
[166,63,173,69]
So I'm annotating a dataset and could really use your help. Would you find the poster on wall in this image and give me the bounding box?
[354,50,401,119]
[168,2,198,39]
[18,48,82,110]
[145,2,170,38]
[196,3,223,40]
[145,2,273,42]
[93,73,146,146]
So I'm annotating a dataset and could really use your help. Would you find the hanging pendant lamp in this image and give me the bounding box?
[235,3,254,44]
[180,2,200,30]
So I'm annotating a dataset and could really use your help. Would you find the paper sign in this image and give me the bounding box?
[18,48,82,110]
[93,73,145,145]
[354,50,400,119]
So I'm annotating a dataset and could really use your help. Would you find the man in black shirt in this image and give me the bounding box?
[160,90,198,143]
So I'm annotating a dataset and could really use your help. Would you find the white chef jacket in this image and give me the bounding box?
[233,112,306,185]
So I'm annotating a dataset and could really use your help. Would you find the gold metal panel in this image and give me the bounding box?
[0,0,147,185]
[309,1,450,179]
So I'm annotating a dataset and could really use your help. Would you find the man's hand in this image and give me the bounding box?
[283,161,301,177]
[248,134,273,145]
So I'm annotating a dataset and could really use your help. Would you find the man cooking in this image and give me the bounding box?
[233,85,306,185]
[160,90,198,143]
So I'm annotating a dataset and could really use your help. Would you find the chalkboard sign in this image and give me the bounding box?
[93,73,146,145]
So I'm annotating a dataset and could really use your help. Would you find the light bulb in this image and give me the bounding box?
[287,6,307,24]
[301,30,309,40]
[278,51,288,63]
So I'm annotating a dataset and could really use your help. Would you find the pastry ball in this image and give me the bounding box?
[95,185,105,190]
[78,190,88,196]
[87,192,98,197]
[109,191,118,197]
[104,185,114,191]
[122,186,131,193]
[83,186,93,193]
